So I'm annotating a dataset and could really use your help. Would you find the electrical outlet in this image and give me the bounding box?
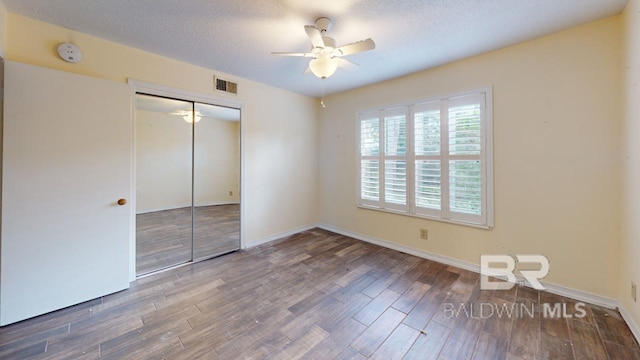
[632,282,637,302]
[420,229,428,240]
[229,191,233,196]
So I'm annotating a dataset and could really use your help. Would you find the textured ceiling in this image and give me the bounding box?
[0,0,628,97]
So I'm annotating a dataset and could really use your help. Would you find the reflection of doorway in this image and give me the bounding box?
[135,93,241,276]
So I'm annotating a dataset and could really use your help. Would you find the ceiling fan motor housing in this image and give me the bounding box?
[315,17,333,33]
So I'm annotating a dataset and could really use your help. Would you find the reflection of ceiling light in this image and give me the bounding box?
[183,111,202,123]
[309,54,339,79]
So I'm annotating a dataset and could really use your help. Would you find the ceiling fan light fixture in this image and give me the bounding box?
[272,17,375,82]
[309,54,339,79]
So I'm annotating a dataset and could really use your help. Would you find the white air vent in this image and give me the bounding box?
[215,76,238,95]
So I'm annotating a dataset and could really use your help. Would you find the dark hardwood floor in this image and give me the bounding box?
[136,204,240,275]
[1,228,639,359]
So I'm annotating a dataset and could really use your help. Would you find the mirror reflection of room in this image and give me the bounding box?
[193,102,241,261]
[135,94,240,276]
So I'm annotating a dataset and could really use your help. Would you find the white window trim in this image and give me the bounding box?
[356,87,494,229]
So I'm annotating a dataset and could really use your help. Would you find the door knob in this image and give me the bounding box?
[117,199,127,206]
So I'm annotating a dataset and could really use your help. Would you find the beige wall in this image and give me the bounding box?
[0,2,6,59]
[193,118,241,207]
[136,110,192,213]
[5,13,319,244]
[136,110,241,214]
[319,16,622,298]
[0,7,3,234]
[621,0,640,330]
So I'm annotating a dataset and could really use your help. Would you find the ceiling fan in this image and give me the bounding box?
[272,17,375,79]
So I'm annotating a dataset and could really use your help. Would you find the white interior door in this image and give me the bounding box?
[1,61,132,325]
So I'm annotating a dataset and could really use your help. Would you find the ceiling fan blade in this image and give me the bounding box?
[304,25,325,49]
[333,38,375,56]
[271,51,315,57]
[337,58,359,71]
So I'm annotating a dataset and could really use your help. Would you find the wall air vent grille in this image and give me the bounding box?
[215,77,238,95]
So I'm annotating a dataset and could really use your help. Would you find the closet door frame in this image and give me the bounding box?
[128,79,245,281]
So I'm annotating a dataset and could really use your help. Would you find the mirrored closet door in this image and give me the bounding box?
[193,103,241,260]
[135,94,241,276]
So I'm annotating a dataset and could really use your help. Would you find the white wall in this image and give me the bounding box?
[319,16,622,299]
[621,0,640,335]
[4,13,318,245]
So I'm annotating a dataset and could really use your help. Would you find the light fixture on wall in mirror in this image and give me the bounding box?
[183,111,202,123]
[169,110,202,123]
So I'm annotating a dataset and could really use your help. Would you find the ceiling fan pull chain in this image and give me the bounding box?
[320,79,327,109]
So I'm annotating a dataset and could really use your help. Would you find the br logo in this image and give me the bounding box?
[480,255,549,290]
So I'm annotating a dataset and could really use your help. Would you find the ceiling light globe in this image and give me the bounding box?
[309,55,338,79]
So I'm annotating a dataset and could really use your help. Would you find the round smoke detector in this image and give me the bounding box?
[57,43,83,63]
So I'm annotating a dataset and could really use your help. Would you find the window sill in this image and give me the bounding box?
[356,204,493,230]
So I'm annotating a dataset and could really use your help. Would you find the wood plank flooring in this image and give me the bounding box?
[136,204,240,275]
[1,228,639,359]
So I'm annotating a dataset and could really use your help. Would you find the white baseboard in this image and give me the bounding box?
[618,305,640,345]
[137,204,190,214]
[195,201,241,207]
[317,223,480,273]
[137,202,240,215]
[245,223,318,248]
[541,282,617,309]
[316,223,618,310]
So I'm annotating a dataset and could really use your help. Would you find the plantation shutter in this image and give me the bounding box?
[447,93,485,224]
[383,107,408,211]
[356,88,492,228]
[358,111,381,206]
[414,101,442,217]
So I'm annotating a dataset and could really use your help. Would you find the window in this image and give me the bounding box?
[357,88,493,228]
